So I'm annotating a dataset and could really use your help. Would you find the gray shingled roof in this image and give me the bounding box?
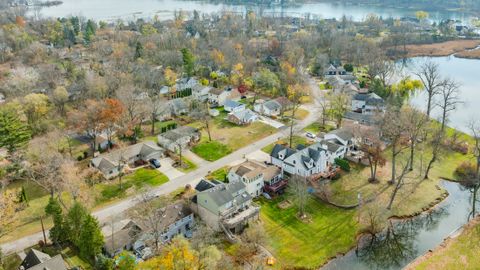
[201,181,250,208]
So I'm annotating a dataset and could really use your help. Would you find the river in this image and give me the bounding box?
[403,56,480,134]
[31,0,474,22]
[323,180,477,270]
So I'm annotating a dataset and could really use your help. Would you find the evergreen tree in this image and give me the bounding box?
[65,201,88,246]
[115,251,136,270]
[135,41,143,60]
[78,214,104,260]
[0,107,31,153]
[45,197,65,244]
[95,254,114,270]
[70,16,80,35]
[181,48,195,77]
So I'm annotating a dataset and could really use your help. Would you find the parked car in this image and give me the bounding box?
[306,132,316,139]
[149,159,161,168]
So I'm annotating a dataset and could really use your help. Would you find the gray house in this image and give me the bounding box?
[169,98,190,116]
[155,203,195,243]
[91,141,164,179]
[157,126,201,152]
[19,249,68,270]
[192,180,259,234]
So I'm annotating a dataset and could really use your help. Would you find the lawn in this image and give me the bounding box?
[176,156,197,173]
[410,218,480,270]
[258,195,358,268]
[283,108,310,120]
[191,117,276,161]
[303,122,336,134]
[191,140,232,161]
[205,166,229,182]
[261,135,313,154]
[329,129,474,228]
[96,168,169,203]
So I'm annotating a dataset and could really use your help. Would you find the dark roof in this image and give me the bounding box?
[328,128,354,142]
[296,144,306,150]
[323,141,342,152]
[307,148,321,161]
[344,111,377,125]
[270,144,296,159]
[21,250,67,270]
[195,179,216,192]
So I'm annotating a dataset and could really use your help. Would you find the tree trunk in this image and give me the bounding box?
[424,154,436,179]
[409,142,415,171]
[426,92,432,118]
[151,114,156,135]
[390,144,396,184]
[205,119,212,141]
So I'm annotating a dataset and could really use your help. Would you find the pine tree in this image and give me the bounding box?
[65,201,88,246]
[135,41,144,60]
[45,197,65,244]
[0,108,31,153]
[181,48,195,77]
[78,214,104,260]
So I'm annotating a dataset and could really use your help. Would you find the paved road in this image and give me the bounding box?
[0,77,323,255]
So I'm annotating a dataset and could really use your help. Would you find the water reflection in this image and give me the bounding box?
[323,181,476,270]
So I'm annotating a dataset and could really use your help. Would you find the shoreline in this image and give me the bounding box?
[319,180,454,269]
[404,216,480,269]
[397,39,480,59]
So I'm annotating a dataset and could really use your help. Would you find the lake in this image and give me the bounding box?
[404,56,480,134]
[32,0,474,22]
[322,180,478,270]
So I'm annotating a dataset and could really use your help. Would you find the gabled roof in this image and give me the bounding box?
[21,249,68,270]
[199,181,250,208]
[263,100,282,111]
[229,109,257,122]
[224,99,243,108]
[327,128,354,142]
[209,88,224,95]
[270,144,296,160]
[353,93,384,106]
[28,255,68,270]
[195,179,217,192]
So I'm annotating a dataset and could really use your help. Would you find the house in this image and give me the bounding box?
[192,180,259,234]
[157,126,200,152]
[344,111,379,126]
[169,98,189,116]
[228,160,284,196]
[324,128,355,152]
[351,92,385,114]
[91,141,164,179]
[19,249,68,270]
[149,203,194,243]
[175,77,199,92]
[270,140,348,178]
[274,96,293,112]
[208,87,241,107]
[103,219,143,258]
[325,64,347,76]
[192,84,212,102]
[95,132,112,151]
[227,109,258,125]
[224,99,246,113]
[254,99,282,117]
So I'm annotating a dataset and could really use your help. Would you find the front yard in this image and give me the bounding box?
[0,168,169,244]
[258,195,358,268]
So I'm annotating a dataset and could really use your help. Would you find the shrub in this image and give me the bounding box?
[335,158,350,172]
[455,161,477,181]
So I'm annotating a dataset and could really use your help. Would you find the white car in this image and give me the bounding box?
[306,132,316,139]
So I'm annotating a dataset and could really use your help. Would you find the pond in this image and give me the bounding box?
[402,56,480,134]
[31,0,474,22]
[322,180,478,270]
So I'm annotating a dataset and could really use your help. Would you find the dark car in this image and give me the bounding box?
[149,159,161,168]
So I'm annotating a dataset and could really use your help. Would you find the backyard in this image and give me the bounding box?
[258,195,358,268]
[191,112,276,161]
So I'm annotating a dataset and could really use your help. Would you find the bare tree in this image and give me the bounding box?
[387,158,411,210]
[414,60,443,118]
[424,126,443,180]
[145,89,168,135]
[468,120,480,219]
[190,100,212,142]
[132,194,168,251]
[403,107,427,171]
[437,78,462,133]
[288,175,309,218]
[380,108,408,184]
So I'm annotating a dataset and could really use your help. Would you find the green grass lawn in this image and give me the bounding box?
[412,218,480,270]
[303,122,336,134]
[283,108,310,121]
[191,140,232,161]
[205,166,229,182]
[96,168,169,203]
[258,195,358,268]
[262,135,312,154]
[176,156,197,173]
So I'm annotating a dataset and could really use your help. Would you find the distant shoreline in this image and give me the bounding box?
[401,39,480,59]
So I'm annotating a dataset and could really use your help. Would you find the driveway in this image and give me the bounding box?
[0,75,325,256]
[157,158,185,179]
[259,116,285,129]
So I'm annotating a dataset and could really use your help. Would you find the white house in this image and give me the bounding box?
[254,99,282,117]
[224,99,246,113]
[227,109,258,125]
[208,87,241,107]
[351,93,385,115]
[192,85,212,102]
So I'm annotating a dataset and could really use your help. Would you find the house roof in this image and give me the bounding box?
[158,126,199,142]
[327,128,354,142]
[209,88,223,95]
[195,179,217,192]
[270,144,296,160]
[271,143,329,170]
[344,111,378,125]
[274,97,293,108]
[230,160,266,180]
[322,140,343,152]
[263,100,282,111]
[199,181,250,208]
[91,141,163,173]
[170,98,189,111]
[21,249,68,270]
[229,109,257,122]
[224,99,243,108]
[353,93,384,106]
